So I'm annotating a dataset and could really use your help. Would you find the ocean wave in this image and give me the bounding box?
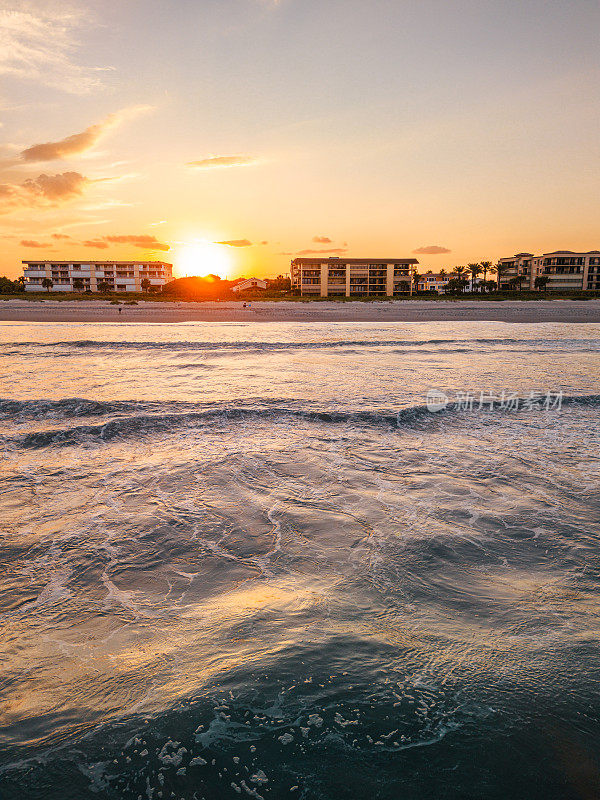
[0,397,298,421]
[8,337,600,353]
[3,394,599,450]
[7,408,401,449]
[0,398,156,420]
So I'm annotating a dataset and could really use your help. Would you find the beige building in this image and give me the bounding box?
[497,251,600,291]
[22,260,173,292]
[232,278,267,293]
[417,272,451,292]
[290,257,419,297]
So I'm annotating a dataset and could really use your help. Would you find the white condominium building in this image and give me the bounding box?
[290,257,419,297]
[497,251,600,291]
[22,261,173,292]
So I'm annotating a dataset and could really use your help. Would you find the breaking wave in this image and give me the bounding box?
[3,394,599,450]
[9,337,600,353]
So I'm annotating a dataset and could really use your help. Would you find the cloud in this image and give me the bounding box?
[260,240,268,245]
[23,171,88,200]
[217,239,253,247]
[0,171,89,213]
[0,8,108,94]
[20,239,51,248]
[51,233,71,240]
[79,234,169,251]
[21,106,153,162]
[82,239,109,249]
[103,235,170,251]
[187,155,258,170]
[412,245,451,255]
[296,247,348,255]
[312,236,332,244]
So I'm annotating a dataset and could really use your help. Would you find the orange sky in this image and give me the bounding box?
[1,0,599,280]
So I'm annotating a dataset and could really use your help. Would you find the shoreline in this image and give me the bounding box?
[1,298,600,324]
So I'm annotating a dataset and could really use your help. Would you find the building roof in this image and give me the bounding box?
[291,257,419,265]
[543,251,600,256]
[232,277,267,291]
[22,260,172,265]
[233,277,266,285]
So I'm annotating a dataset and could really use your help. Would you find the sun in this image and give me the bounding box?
[175,241,233,279]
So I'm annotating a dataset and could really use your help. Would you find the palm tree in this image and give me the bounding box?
[534,275,549,291]
[141,278,151,293]
[492,262,504,290]
[452,266,468,293]
[97,281,111,294]
[411,270,422,294]
[480,260,492,283]
[41,277,53,293]
[16,276,26,291]
[468,263,482,292]
[72,278,84,292]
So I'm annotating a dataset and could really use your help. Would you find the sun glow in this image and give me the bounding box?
[175,241,233,279]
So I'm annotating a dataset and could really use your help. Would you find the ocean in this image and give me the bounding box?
[1,320,599,799]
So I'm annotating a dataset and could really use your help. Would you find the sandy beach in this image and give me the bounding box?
[1,297,600,324]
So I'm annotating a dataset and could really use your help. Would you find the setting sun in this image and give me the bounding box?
[175,241,233,279]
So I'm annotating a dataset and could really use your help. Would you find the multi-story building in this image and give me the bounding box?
[22,261,173,292]
[497,251,600,291]
[496,253,537,289]
[417,272,451,292]
[290,257,419,297]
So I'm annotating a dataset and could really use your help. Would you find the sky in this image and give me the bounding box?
[1,0,599,280]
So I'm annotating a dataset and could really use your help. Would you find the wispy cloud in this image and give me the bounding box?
[296,247,347,255]
[23,171,88,200]
[413,245,451,255]
[0,171,89,214]
[21,106,154,162]
[82,239,109,249]
[20,239,51,248]
[187,155,258,170]
[80,234,170,251]
[103,235,170,251]
[217,239,253,247]
[312,235,332,243]
[51,233,71,240]
[0,7,109,94]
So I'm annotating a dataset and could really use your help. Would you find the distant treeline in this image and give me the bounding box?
[0,276,25,293]
[0,274,291,298]
[162,274,291,299]
[162,275,236,299]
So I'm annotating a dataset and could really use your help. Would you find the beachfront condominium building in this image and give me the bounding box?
[497,251,600,291]
[22,261,173,292]
[290,257,419,297]
[417,272,451,292]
